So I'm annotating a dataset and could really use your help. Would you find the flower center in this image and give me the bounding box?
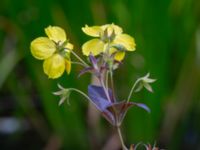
[55,41,70,59]
[100,28,116,43]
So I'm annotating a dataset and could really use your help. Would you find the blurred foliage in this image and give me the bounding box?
[0,0,200,149]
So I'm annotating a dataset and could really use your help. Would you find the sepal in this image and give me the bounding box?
[53,84,71,106]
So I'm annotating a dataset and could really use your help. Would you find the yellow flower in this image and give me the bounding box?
[82,23,136,61]
[30,26,73,79]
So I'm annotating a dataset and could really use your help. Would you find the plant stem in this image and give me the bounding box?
[71,50,89,67]
[110,71,116,100]
[68,88,97,106]
[99,78,112,102]
[105,71,109,89]
[117,127,128,150]
[71,61,86,67]
[127,79,140,102]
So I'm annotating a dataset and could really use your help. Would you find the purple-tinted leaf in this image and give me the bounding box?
[104,101,135,126]
[88,85,112,111]
[134,103,151,113]
[88,84,115,102]
[102,110,115,125]
[100,63,109,72]
[88,84,150,126]
[90,95,111,112]
[78,67,93,77]
[89,54,98,70]
[102,101,150,126]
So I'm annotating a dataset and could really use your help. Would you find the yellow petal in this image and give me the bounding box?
[30,37,56,60]
[45,26,66,43]
[82,39,105,56]
[114,52,125,61]
[82,25,102,37]
[65,59,71,74]
[108,45,115,52]
[64,42,74,50]
[108,47,125,61]
[101,23,123,36]
[113,34,136,51]
[43,54,65,79]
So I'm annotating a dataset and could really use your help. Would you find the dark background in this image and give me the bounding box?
[0,0,200,149]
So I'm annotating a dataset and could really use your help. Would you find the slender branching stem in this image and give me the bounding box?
[71,61,86,67]
[117,127,128,150]
[105,71,109,89]
[99,77,112,102]
[71,50,89,67]
[127,79,141,102]
[68,88,95,105]
[104,43,110,59]
[110,71,116,99]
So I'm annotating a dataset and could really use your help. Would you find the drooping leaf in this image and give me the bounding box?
[102,101,150,126]
[88,85,150,126]
[134,103,151,113]
[102,101,130,126]
[88,84,115,101]
[88,85,112,111]
[78,67,93,77]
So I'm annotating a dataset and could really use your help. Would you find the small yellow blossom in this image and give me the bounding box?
[30,26,73,79]
[82,23,136,61]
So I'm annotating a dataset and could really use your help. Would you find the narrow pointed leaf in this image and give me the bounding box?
[89,54,98,70]
[134,103,151,113]
[78,67,93,77]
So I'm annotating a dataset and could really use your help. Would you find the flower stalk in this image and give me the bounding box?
[70,49,89,67]
[117,127,128,150]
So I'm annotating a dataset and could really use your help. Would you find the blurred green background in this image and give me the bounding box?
[0,0,200,149]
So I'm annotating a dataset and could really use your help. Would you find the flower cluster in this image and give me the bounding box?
[30,23,155,150]
[82,24,136,61]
